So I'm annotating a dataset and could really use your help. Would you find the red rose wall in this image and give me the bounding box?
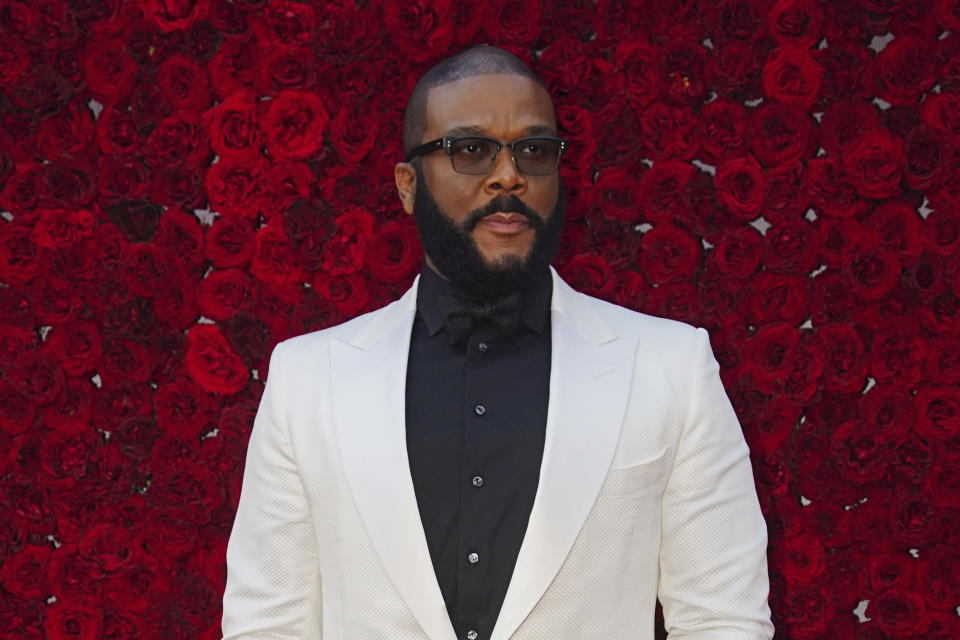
[1,0,960,638]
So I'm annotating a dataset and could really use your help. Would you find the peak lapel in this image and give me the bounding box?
[490,274,639,640]
[330,282,457,640]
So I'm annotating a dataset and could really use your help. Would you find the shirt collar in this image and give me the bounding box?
[415,263,552,338]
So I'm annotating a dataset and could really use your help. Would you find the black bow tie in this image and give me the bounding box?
[437,291,524,345]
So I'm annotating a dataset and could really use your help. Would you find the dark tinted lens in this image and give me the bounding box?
[449,137,498,174]
[513,137,561,176]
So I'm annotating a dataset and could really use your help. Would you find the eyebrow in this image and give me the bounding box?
[443,124,559,137]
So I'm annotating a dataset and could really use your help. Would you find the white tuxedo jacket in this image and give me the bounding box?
[222,268,773,640]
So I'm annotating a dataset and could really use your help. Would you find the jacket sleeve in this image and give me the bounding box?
[657,327,774,639]
[222,341,322,639]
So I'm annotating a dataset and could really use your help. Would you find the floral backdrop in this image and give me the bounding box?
[1,0,960,638]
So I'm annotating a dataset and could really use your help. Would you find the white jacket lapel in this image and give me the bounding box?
[490,271,639,640]
[330,279,458,640]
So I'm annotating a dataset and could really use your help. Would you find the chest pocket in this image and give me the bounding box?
[600,448,669,496]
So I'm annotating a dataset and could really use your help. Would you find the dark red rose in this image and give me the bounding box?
[184,324,248,395]
[814,217,864,269]
[695,275,744,329]
[761,47,823,109]
[320,208,375,276]
[768,0,821,48]
[924,208,960,256]
[204,154,268,219]
[636,160,696,224]
[831,420,891,485]
[208,36,258,101]
[43,599,102,640]
[256,46,318,94]
[364,219,422,284]
[36,102,94,160]
[869,323,927,387]
[223,311,273,370]
[0,380,36,437]
[707,226,762,279]
[921,91,960,137]
[779,585,835,640]
[714,154,767,221]
[45,320,102,377]
[860,384,914,437]
[804,157,869,219]
[143,0,209,33]
[841,128,906,199]
[145,112,211,170]
[612,270,648,311]
[154,378,210,439]
[328,99,380,165]
[875,34,938,106]
[638,103,699,162]
[915,387,960,440]
[481,0,541,47]
[745,323,800,393]
[262,90,329,162]
[250,222,303,285]
[915,548,959,612]
[698,98,747,163]
[251,0,317,51]
[313,271,369,318]
[81,37,136,106]
[591,166,643,223]
[156,53,211,113]
[6,349,64,405]
[139,514,198,560]
[776,533,827,585]
[761,161,807,224]
[198,268,255,321]
[818,100,882,158]
[748,101,817,169]
[537,38,595,97]
[843,245,902,301]
[742,394,801,453]
[614,41,662,109]
[47,542,104,602]
[747,272,810,326]
[643,281,698,324]
[205,214,255,268]
[43,378,93,434]
[153,207,205,273]
[638,223,701,285]
[1,162,49,222]
[96,152,151,204]
[0,543,52,599]
[762,221,817,275]
[816,323,867,393]
[903,125,953,191]
[892,434,935,484]
[202,89,262,160]
[261,161,315,222]
[383,0,454,63]
[705,40,764,101]
[927,334,960,384]
[559,253,617,300]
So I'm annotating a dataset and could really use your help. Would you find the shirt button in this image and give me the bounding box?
[472,475,484,488]
[477,342,488,352]
[467,552,479,564]
[474,404,486,416]
[467,631,478,640]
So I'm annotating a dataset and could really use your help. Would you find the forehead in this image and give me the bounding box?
[424,73,556,137]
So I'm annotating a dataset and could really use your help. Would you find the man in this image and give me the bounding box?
[222,46,773,640]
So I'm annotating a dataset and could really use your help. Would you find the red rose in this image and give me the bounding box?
[223,311,273,370]
[145,112,211,170]
[252,0,318,51]
[745,323,801,393]
[138,515,198,560]
[920,91,960,137]
[37,102,94,160]
[198,268,255,321]
[6,349,64,405]
[45,320,102,377]
[1,162,48,221]
[614,41,662,109]
[644,281,698,324]
[818,100,882,158]
[924,208,960,256]
[867,587,930,635]
[321,207,375,276]
[537,38,595,97]
[364,219,422,284]
[698,98,747,163]
[869,323,927,387]
[593,166,644,223]
[904,125,953,190]
[762,222,817,275]
[841,127,906,199]
[612,270,648,311]
[0,543,52,599]
[636,160,696,224]
[143,0,209,33]
[714,154,767,221]
[95,154,151,206]
[205,214,255,268]
[313,271,369,318]
[481,0,542,47]
[705,40,764,100]
[250,222,303,285]
[558,253,617,300]
[329,100,381,165]
[927,334,960,384]
[0,380,35,437]
[915,387,960,440]
[262,90,329,162]
[384,1,454,63]
[202,89,263,160]
[747,272,810,326]
[153,207,205,272]
[204,154,268,219]
[157,53,211,113]
[208,37,258,101]
[830,421,891,485]
[892,434,935,484]
[78,523,136,573]
[813,217,863,268]
[875,35,938,106]
[637,103,699,162]
[256,46,318,94]
[747,101,816,168]
[184,324,248,395]
[588,221,641,270]
[638,223,701,284]
[762,161,807,224]
[779,585,835,640]
[805,157,869,219]
[842,245,901,300]
[768,0,821,49]
[155,378,210,439]
[696,276,744,329]
[81,37,136,106]
[776,533,827,585]
[761,47,823,109]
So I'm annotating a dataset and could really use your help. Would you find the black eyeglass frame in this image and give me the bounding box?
[404,134,569,176]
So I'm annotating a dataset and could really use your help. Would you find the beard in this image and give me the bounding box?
[411,167,566,300]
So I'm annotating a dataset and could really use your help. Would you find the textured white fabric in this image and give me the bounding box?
[222,270,774,640]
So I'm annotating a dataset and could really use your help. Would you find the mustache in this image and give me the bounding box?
[464,195,543,232]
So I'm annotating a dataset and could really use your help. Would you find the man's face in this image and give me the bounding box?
[397,73,563,290]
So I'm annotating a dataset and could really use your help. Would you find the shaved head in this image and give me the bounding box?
[401,45,547,158]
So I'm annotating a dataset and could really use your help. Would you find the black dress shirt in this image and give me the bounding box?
[405,265,552,640]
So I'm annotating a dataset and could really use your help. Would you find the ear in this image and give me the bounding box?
[394,161,417,215]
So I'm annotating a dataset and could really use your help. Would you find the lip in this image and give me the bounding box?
[476,212,530,235]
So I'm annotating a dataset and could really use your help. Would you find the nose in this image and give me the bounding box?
[483,146,526,195]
